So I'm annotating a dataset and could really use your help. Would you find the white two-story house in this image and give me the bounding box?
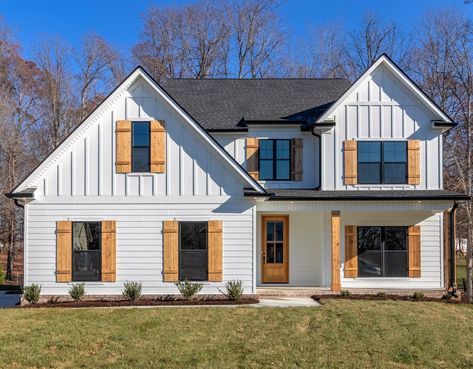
[7,54,468,298]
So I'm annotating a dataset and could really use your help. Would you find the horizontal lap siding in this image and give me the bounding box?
[26,200,254,295]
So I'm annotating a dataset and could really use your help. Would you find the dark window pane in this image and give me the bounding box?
[275,243,284,263]
[132,147,149,172]
[266,243,274,263]
[385,227,407,250]
[266,222,274,241]
[383,163,406,184]
[72,222,101,282]
[276,140,290,159]
[358,227,381,251]
[276,160,290,180]
[358,142,381,162]
[132,122,149,137]
[259,140,274,159]
[358,252,382,277]
[384,142,406,162]
[358,163,381,184]
[260,160,273,180]
[179,222,208,281]
[275,222,283,241]
[73,223,101,251]
[384,251,408,277]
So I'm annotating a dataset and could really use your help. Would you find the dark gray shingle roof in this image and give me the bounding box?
[162,78,351,131]
[244,189,470,201]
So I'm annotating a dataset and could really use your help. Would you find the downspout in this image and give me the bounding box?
[450,201,458,293]
[310,130,322,190]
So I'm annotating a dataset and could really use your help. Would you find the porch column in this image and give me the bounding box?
[331,211,341,292]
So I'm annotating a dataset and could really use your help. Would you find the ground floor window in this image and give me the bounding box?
[179,222,208,281]
[72,222,101,281]
[357,226,408,277]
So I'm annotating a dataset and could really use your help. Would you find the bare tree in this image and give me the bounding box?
[346,13,409,78]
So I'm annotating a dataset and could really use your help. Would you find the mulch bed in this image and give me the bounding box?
[21,297,259,308]
[312,294,466,304]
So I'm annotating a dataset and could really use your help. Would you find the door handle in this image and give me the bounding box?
[262,252,266,263]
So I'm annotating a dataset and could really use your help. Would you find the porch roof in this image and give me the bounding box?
[244,189,470,201]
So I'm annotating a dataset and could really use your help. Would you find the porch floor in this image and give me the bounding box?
[256,287,331,297]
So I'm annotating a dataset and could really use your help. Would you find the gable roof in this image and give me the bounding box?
[162,78,351,131]
[315,54,455,126]
[9,66,266,195]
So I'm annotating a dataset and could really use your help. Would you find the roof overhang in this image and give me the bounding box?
[244,189,470,201]
[315,54,454,127]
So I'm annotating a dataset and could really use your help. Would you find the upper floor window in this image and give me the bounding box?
[132,121,150,172]
[259,139,291,180]
[358,141,407,184]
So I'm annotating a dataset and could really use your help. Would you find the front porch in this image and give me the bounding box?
[255,199,455,293]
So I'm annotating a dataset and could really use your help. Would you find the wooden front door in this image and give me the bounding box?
[261,216,289,283]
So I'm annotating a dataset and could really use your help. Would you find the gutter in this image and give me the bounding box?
[450,201,458,293]
[310,129,322,190]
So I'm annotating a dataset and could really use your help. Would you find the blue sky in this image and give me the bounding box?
[0,0,472,59]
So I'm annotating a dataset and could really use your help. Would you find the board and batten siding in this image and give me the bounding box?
[33,77,243,198]
[212,127,320,189]
[21,75,257,295]
[322,64,443,191]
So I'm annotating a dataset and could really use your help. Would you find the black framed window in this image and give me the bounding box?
[259,139,290,180]
[72,222,101,282]
[358,141,407,184]
[179,222,208,281]
[132,121,150,172]
[357,226,408,277]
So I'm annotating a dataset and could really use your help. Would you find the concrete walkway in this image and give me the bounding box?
[255,297,320,308]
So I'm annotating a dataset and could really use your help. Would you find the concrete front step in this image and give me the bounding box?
[257,287,332,297]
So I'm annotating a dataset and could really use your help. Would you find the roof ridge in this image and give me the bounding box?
[166,77,350,81]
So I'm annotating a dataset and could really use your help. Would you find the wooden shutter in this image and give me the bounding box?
[408,140,421,185]
[344,140,357,185]
[163,220,179,282]
[408,225,421,278]
[116,120,131,173]
[150,119,166,173]
[56,221,72,282]
[291,138,303,181]
[246,137,259,180]
[208,220,223,282]
[344,225,358,278]
[101,220,116,282]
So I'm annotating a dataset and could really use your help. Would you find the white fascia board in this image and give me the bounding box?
[316,55,453,124]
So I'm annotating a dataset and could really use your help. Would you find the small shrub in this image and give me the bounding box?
[122,281,142,302]
[375,291,386,299]
[218,280,244,300]
[69,283,85,301]
[441,292,451,300]
[340,290,351,298]
[0,266,5,284]
[22,284,41,304]
[412,291,424,300]
[175,279,203,300]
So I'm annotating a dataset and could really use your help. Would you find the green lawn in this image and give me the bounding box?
[1,300,473,369]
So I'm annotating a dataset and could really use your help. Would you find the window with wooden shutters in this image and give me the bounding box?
[344,140,357,185]
[56,221,72,282]
[163,220,179,282]
[116,120,132,173]
[408,225,421,278]
[291,138,303,181]
[208,220,223,282]
[101,220,116,282]
[407,140,421,185]
[150,120,166,173]
[72,222,101,282]
[246,137,259,180]
[344,225,357,278]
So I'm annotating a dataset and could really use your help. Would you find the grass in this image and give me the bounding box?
[1,301,473,369]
